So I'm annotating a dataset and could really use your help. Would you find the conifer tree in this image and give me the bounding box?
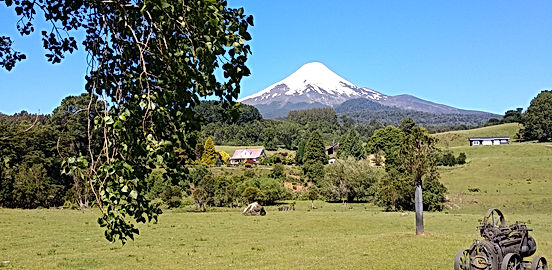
[338,129,365,160]
[201,137,217,166]
[302,131,327,165]
[302,131,327,183]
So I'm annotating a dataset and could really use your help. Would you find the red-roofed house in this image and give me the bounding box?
[230,148,266,165]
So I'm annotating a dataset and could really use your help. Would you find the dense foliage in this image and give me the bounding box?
[2,0,254,243]
[343,109,495,127]
[0,112,66,208]
[367,123,447,212]
[321,158,382,202]
[337,129,365,160]
[521,90,552,142]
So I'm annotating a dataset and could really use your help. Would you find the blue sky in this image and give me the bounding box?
[1,1,551,115]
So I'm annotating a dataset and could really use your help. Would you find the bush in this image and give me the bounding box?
[167,196,182,208]
[244,170,256,178]
[423,171,448,212]
[242,186,264,204]
[375,168,447,212]
[269,163,285,179]
[302,162,325,184]
[321,158,382,202]
[192,187,207,211]
[160,186,183,207]
[375,170,413,211]
[436,150,467,166]
[456,152,466,165]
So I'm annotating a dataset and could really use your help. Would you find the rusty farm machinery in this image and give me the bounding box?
[454,208,547,270]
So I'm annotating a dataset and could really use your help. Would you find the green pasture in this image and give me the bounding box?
[2,127,552,269]
[2,202,550,270]
[433,123,522,147]
[440,142,552,213]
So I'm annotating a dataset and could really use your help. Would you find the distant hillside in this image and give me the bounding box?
[341,109,498,128]
[334,98,392,113]
[254,101,329,119]
[433,123,522,147]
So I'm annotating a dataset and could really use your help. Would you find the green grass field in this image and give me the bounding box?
[433,123,522,147]
[1,125,552,269]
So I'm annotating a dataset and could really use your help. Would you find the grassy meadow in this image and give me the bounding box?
[433,122,522,147]
[1,124,552,269]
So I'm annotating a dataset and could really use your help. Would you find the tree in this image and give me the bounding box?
[2,0,253,243]
[338,129,365,160]
[503,108,523,123]
[302,131,327,165]
[302,131,327,183]
[201,137,217,166]
[277,121,301,150]
[400,126,437,235]
[52,93,102,209]
[192,187,207,212]
[322,161,349,204]
[375,169,413,211]
[399,117,415,135]
[269,163,285,179]
[366,126,404,169]
[485,118,502,126]
[296,140,306,165]
[321,158,381,203]
[242,186,264,204]
[219,151,230,164]
[522,90,552,142]
[456,152,466,165]
[306,187,319,209]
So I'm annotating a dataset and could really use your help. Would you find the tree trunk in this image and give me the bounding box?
[415,180,424,235]
[311,200,314,209]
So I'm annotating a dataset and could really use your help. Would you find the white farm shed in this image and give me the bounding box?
[468,137,510,146]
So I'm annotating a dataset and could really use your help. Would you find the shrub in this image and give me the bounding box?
[242,186,264,204]
[161,185,183,207]
[269,163,285,179]
[192,187,207,211]
[456,152,466,165]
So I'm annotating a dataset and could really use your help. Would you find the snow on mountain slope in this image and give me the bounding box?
[239,62,497,119]
[238,62,385,106]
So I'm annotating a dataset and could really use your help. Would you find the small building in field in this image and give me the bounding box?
[468,137,510,146]
[229,148,266,165]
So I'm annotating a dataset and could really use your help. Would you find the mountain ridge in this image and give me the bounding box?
[239,62,496,119]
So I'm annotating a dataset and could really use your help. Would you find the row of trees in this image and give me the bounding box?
[199,104,385,151]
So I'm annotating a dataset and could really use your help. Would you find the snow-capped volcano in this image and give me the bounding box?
[238,62,386,106]
[239,62,497,119]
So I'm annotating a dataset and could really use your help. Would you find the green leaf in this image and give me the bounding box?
[129,190,138,199]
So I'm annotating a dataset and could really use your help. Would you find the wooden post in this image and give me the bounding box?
[415,180,424,235]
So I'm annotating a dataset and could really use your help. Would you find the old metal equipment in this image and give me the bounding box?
[454,208,547,270]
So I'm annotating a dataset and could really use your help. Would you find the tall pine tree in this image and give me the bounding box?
[302,131,327,183]
[338,129,365,160]
[201,137,217,166]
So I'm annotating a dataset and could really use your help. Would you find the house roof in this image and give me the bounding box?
[468,137,510,140]
[230,148,265,160]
